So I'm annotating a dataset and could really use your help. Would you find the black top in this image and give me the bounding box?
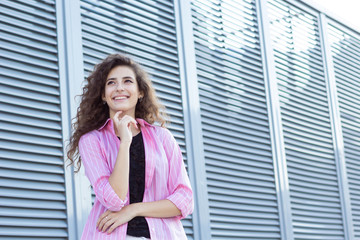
[126,132,150,238]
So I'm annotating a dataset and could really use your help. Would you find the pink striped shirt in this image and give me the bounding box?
[78,118,193,239]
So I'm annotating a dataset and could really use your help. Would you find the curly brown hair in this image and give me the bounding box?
[67,53,168,171]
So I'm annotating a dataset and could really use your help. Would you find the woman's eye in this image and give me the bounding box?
[125,79,133,83]
[107,81,115,85]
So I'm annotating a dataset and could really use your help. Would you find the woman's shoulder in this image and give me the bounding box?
[148,123,168,134]
[153,125,176,144]
[137,118,174,141]
[138,118,164,132]
[79,129,102,144]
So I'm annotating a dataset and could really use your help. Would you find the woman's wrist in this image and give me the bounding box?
[130,202,141,217]
[119,140,131,148]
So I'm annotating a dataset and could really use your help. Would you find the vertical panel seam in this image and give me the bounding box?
[61,0,91,239]
[318,12,355,239]
[256,0,294,239]
[175,0,212,239]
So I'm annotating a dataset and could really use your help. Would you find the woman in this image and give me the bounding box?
[67,53,193,239]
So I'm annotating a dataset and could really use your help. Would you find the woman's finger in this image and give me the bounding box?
[113,111,123,123]
[114,111,122,118]
[97,210,111,229]
[97,216,107,231]
[131,118,138,129]
[107,220,121,234]
[96,211,107,228]
[99,215,112,232]
[101,215,116,232]
[131,121,138,129]
[121,116,138,129]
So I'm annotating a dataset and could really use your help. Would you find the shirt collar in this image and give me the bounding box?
[97,118,153,131]
[98,118,112,131]
[136,118,153,128]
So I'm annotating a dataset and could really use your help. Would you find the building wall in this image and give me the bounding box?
[0,0,359,239]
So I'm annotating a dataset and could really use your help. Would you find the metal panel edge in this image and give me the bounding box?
[256,0,294,239]
[175,0,211,239]
[318,13,355,239]
[59,0,92,239]
[56,0,76,238]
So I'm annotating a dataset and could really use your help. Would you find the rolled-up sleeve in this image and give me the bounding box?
[162,129,194,219]
[79,133,128,211]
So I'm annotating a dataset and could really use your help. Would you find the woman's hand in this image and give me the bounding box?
[96,204,137,234]
[112,111,138,143]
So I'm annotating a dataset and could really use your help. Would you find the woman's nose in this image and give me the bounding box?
[116,82,124,90]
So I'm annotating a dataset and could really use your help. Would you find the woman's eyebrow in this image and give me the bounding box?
[107,76,134,81]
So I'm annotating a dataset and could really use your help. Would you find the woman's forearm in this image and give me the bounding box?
[108,141,131,200]
[133,199,181,218]
[96,199,181,234]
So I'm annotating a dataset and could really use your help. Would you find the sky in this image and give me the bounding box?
[309,0,360,32]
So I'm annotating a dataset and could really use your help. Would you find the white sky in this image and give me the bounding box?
[309,0,360,32]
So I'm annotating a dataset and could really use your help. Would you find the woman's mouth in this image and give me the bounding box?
[113,96,128,100]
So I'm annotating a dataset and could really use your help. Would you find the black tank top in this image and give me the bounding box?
[126,132,150,238]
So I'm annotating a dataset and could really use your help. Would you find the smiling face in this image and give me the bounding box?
[102,65,143,119]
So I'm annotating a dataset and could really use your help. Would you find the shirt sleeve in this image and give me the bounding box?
[161,128,194,220]
[78,133,128,211]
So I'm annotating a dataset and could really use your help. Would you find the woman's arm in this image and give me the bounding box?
[162,128,194,219]
[108,141,131,201]
[79,134,128,211]
[78,112,138,211]
[97,199,181,233]
[108,112,138,200]
[134,199,181,218]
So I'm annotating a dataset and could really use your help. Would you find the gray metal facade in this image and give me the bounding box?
[0,0,359,239]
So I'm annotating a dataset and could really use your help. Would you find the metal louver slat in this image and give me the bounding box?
[327,21,360,239]
[331,51,360,73]
[0,0,68,239]
[192,0,281,238]
[80,0,194,238]
[1,0,56,16]
[267,0,345,238]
